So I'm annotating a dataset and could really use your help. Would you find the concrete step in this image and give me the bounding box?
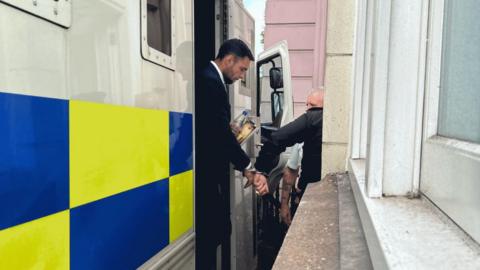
[337,173,373,270]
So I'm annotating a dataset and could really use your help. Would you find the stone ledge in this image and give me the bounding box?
[349,159,480,269]
[272,173,372,270]
[273,176,340,269]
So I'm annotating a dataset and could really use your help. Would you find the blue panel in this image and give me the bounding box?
[169,112,193,176]
[71,179,169,270]
[0,92,69,230]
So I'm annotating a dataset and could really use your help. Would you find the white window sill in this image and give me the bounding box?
[348,159,480,269]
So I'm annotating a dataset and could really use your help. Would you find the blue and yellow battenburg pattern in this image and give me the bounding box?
[0,92,193,270]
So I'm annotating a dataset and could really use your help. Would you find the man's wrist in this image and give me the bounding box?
[257,171,268,176]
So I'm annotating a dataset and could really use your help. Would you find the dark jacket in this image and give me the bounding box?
[255,107,323,190]
[195,62,250,245]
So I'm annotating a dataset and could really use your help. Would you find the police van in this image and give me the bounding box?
[0,0,293,269]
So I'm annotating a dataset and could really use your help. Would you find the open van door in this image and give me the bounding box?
[256,40,294,187]
[224,35,293,269]
[254,40,294,269]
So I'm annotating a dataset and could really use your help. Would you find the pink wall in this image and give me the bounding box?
[264,24,316,50]
[265,0,317,24]
[264,0,327,117]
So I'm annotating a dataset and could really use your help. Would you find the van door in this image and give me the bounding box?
[256,40,294,185]
[226,39,293,270]
[225,1,258,270]
[254,40,294,269]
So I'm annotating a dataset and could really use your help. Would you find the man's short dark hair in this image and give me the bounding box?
[216,38,254,61]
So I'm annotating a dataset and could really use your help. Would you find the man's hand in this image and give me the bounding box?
[280,203,292,226]
[243,169,255,188]
[254,173,269,196]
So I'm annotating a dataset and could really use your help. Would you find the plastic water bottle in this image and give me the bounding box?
[231,110,248,135]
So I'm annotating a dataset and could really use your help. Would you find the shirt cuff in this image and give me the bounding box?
[245,162,254,171]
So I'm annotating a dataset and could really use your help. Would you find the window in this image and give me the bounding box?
[257,55,284,126]
[141,0,175,69]
[420,0,480,244]
[437,0,480,143]
[147,0,171,56]
[271,91,284,125]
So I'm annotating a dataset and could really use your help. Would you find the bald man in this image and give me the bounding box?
[254,90,324,199]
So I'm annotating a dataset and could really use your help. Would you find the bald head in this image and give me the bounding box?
[306,89,324,109]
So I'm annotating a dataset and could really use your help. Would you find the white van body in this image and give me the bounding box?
[0,1,294,269]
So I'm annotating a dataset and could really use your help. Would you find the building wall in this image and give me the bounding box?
[321,0,354,177]
[348,0,480,244]
[264,0,352,177]
[264,0,327,118]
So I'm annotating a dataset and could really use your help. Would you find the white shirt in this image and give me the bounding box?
[210,61,225,86]
[286,143,303,170]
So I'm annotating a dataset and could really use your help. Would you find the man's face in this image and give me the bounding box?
[223,55,251,84]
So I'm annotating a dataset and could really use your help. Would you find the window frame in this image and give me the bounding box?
[140,0,176,70]
[423,0,480,150]
[349,0,370,160]
[423,0,480,162]
[431,0,480,144]
[256,54,282,119]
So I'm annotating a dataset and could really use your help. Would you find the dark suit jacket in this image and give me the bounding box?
[195,62,250,245]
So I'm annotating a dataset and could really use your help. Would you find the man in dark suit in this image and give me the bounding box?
[195,39,268,269]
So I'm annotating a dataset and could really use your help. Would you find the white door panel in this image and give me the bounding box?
[421,0,480,243]
[421,137,480,242]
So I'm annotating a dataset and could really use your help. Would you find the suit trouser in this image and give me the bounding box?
[196,237,217,270]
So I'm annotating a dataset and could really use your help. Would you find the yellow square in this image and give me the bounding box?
[70,101,169,207]
[0,211,69,270]
[169,170,194,242]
